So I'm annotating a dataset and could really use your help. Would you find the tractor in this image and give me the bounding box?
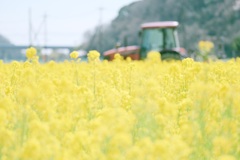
[103,21,187,61]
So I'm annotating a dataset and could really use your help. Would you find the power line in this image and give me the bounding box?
[32,13,48,47]
[29,8,32,46]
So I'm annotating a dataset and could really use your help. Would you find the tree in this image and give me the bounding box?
[81,0,240,58]
[232,36,240,57]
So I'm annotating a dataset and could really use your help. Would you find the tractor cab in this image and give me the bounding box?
[139,21,183,60]
[103,21,186,61]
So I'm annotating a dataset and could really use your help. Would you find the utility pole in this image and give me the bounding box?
[98,7,104,53]
[44,13,47,47]
[29,8,32,47]
[33,13,48,47]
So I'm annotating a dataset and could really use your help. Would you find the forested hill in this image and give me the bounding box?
[0,35,24,61]
[0,34,12,45]
[81,0,240,57]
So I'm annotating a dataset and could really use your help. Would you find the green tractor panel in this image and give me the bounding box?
[103,21,187,61]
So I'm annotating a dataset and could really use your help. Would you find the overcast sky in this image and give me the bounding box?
[0,0,135,46]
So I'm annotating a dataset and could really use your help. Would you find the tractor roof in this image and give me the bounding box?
[141,21,179,29]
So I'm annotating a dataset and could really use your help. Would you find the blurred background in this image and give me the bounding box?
[1,0,240,62]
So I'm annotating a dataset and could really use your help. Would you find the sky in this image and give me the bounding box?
[0,0,135,46]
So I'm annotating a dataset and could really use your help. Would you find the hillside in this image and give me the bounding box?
[81,0,240,57]
[0,34,12,45]
[0,35,24,61]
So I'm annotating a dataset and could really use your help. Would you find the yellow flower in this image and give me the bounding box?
[113,53,123,61]
[77,58,81,63]
[1,52,240,159]
[217,155,236,160]
[147,50,161,62]
[70,51,79,59]
[87,50,100,62]
[26,47,37,59]
[126,56,132,62]
[32,56,39,64]
[198,40,214,53]
[20,138,42,159]
[0,127,13,147]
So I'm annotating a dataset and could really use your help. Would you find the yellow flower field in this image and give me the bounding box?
[0,50,239,160]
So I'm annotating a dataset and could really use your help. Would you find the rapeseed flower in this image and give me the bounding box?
[198,40,214,53]
[113,53,123,61]
[197,40,215,61]
[26,47,37,59]
[147,50,161,62]
[0,53,239,159]
[87,50,100,62]
[70,51,79,59]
